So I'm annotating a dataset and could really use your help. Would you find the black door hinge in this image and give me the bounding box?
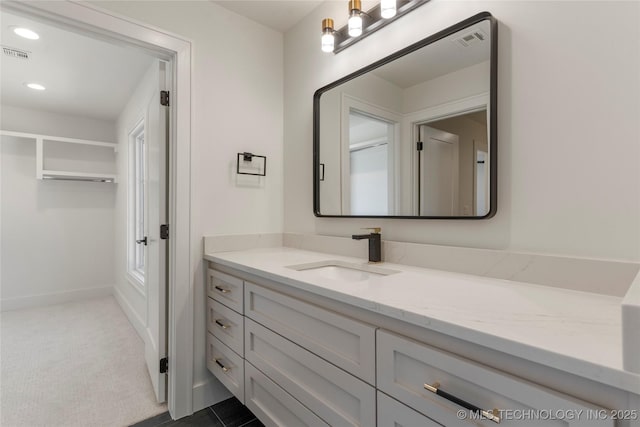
[160,357,168,374]
[160,224,169,240]
[160,91,170,106]
[416,141,424,151]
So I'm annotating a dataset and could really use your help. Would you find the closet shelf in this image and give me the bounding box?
[41,170,116,183]
[0,129,117,183]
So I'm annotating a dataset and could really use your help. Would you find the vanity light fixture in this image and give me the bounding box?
[13,27,39,40]
[321,18,335,53]
[321,0,429,54]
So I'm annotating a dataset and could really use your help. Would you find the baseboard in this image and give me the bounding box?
[113,286,146,340]
[0,286,113,312]
[192,377,232,413]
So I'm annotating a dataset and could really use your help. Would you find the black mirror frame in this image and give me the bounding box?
[313,11,498,219]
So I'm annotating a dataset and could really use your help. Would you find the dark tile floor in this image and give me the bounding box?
[131,397,264,427]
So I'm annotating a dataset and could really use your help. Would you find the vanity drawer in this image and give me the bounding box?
[207,298,244,356]
[206,333,244,403]
[244,282,376,384]
[377,330,613,427]
[245,318,375,427]
[377,391,442,427]
[207,269,243,313]
[245,362,329,427]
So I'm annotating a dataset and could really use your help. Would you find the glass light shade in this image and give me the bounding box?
[348,14,363,37]
[380,0,397,18]
[321,32,334,53]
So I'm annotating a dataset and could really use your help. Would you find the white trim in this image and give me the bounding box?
[113,286,146,339]
[0,1,194,419]
[340,94,402,215]
[128,118,146,283]
[127,273,146,297]
[0,286,113,312]
[192,379,232,412]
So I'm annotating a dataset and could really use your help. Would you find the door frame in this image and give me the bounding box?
[403,93,489,215]
[0,1,193,419]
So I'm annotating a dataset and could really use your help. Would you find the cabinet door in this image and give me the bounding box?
[377,392,443,427]
[244,282,376,384]
[207,298,244,356]
[245,362,329,427]
[245,318,375,427]
[377,330,614,427]
[206,333,244,403]
[207,269,243,313]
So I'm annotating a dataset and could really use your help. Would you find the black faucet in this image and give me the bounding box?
[352,227,382,263]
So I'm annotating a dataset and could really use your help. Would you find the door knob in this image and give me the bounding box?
[136,237,148,246]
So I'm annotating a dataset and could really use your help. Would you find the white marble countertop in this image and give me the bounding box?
[204,246,640,394]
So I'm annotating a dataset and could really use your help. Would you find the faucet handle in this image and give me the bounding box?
[362,227,381,234]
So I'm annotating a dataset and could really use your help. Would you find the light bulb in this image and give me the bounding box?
[321,33,334,53]
[348,13,363,37]
[380,0,397,19]
[321,18,335,53]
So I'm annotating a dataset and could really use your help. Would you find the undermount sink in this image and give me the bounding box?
[286,260,400,282]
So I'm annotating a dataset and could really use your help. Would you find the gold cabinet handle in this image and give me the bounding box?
[214,285,230,294]
[215,319,229,329]
[215,358,230,372]
[424,382,501,424]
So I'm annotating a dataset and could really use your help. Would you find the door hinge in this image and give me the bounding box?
[416,141,424,151]
[160,357,168,374]
[160,224,169,240]
[160,91,170,106]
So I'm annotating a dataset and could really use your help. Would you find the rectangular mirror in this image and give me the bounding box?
[313,12,497,218]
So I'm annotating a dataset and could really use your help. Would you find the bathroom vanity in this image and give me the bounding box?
[204,245,640,427]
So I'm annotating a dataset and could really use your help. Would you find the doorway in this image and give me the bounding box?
[348,110,395,215]
[414,108,488,216]
[3,2,192,417]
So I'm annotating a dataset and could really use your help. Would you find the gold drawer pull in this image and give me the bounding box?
[214,285,230,294]
[424,382,501,424]
[215,358,230,372]
[215,319,229,329]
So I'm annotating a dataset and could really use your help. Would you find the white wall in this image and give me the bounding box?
[0,106,116,310]
[284,1,640,262]
[91,0,284,409]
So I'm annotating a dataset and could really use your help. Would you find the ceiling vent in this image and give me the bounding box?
[452,29,488,48]
[2,46,30,60]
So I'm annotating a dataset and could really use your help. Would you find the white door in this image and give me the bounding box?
[419,125,459,216]
[144,60,169,403]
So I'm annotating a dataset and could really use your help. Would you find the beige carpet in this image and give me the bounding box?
[1,296,167,426]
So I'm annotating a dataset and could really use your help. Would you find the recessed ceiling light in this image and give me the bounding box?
[25,83,46,91]
[13,27,40,40]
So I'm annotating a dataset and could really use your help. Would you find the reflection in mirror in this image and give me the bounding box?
[314,12,496,218]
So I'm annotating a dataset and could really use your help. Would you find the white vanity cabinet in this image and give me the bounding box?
[245,362,329,427]
[206,261,634,427]
[206,268,245,402]
[245,318,376,426]
[243,282,377,426]
[377,329,614,427]
[244,282,376,384]
[377,391,443,427]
